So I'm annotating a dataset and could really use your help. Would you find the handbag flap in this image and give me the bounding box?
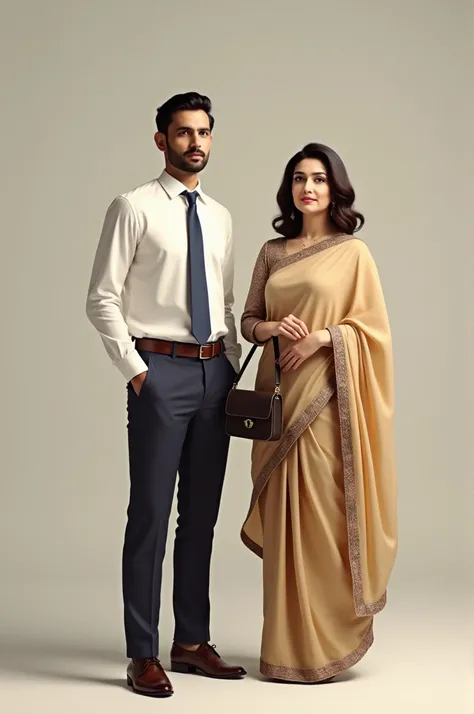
[225,388,276,420]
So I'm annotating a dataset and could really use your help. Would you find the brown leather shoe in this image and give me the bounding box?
[170,642,246,679]
[126,657,173,697]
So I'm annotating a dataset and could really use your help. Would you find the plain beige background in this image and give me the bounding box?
[0,0,472,712]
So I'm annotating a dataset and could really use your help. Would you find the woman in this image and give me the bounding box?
[240,143,397,683]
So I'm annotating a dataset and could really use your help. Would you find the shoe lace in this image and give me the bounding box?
[141,657,160,670]
[205,643,220,659]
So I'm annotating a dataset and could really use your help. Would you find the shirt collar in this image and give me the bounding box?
[158,169,208,204]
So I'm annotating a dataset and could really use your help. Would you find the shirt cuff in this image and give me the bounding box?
[115,349,148,382]
[225,352,240,373]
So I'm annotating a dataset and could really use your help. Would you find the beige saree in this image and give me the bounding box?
[240,234,397,682]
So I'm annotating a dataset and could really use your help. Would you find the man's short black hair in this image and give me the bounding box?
[155,92,214,134]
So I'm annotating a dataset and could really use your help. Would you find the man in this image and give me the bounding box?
[86,92,245,698]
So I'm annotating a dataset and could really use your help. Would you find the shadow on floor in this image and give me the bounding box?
[0,639,127,688]
[0,640,262,688]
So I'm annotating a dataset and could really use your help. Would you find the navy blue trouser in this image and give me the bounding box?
[122,346,235,658]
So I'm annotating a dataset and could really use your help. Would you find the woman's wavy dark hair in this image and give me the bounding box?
[272,143,364,238]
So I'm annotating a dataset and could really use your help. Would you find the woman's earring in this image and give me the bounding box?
[290,211,295,220]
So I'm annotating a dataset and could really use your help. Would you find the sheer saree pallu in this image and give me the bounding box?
[240,235,397,682]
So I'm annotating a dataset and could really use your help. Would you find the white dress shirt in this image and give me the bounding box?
[86,170,241,381]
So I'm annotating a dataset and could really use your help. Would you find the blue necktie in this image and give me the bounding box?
[182,191,212,345]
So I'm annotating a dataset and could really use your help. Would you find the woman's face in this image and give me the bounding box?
[291,158,332,217]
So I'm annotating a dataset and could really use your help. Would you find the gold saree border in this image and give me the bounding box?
[327,325,387,617]
[240,379,336,558]
[241,529,264,558]
[260,622,374,683]
[269,233,356,277]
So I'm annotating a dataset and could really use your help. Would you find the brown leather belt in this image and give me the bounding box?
[134,337,223,360]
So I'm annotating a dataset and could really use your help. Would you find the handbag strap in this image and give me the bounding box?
[232,336,281,393]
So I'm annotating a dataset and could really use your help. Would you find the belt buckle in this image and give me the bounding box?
[199,344,211,360]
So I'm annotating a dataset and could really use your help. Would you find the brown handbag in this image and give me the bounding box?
[225,336,283,441]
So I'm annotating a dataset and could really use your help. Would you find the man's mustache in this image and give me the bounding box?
[185,150,205,157]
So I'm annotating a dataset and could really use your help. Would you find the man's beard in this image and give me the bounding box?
[167,145,210,174]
